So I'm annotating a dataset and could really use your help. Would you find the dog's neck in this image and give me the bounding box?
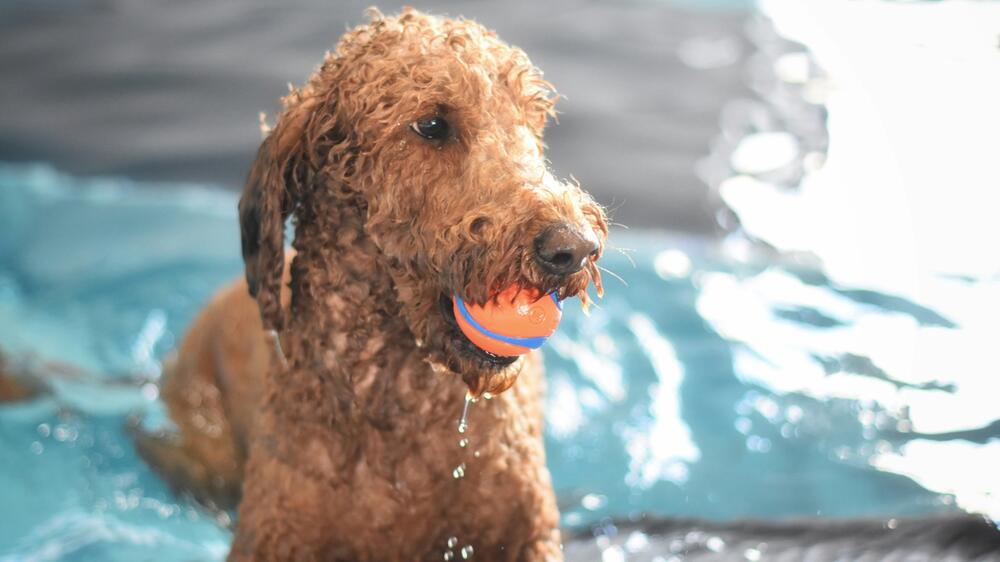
[275,193,458,429]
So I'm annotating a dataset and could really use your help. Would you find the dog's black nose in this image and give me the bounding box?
[534,223,599,276]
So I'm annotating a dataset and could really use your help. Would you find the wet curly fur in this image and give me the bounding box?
[137,8,607,562]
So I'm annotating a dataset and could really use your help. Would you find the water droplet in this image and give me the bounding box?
[706,536,725,552]
[624,531,648,553]
[29,441,43,455]
[447,537,458,548]
[458,438,469,448]
[600,545,625,562]
[37,423,50,437]
[54,425,72,442]
[460,545,474,559]
[141,382,159,401]
[482,392,493,400]
[443,551,454,561]
[581,493,607,511]
[452,463,466,479]
[473,451,481,458]
[457,392,473,434]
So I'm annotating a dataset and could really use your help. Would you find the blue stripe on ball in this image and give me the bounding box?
[454,295,549,350]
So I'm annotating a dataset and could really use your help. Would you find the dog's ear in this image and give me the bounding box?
[239,97,318,331]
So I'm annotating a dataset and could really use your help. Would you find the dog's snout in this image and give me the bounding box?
[533,223,599,276]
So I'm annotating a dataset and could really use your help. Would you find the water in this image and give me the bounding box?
[0,161,995,560]
[457,392,473,434]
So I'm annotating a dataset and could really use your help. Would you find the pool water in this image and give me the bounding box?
[1,162,996,561]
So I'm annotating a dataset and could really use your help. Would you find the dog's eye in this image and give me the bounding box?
[411,117,450,141]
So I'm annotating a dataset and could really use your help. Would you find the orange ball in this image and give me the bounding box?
[453,286,563,357]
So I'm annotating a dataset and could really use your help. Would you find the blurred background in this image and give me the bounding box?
[1,0,999,560]
[0,0,757,232]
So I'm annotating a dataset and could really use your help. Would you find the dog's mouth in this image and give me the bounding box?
[438,294,520,369]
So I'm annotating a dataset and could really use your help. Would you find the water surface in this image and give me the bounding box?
[1,163,994,561]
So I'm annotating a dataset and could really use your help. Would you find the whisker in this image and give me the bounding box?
[607,245,638,269]
[604,198,627,216]
[598,265,628,287]
[608,244,636,253]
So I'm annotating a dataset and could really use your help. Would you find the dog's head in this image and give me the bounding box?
[239,9,607,395]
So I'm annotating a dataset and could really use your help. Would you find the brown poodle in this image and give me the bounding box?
[135,8,607,562]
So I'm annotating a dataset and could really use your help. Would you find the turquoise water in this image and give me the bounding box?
[0,163,994,561]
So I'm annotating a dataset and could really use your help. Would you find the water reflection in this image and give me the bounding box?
[624,314,698,487]
[690,0,1000,525]
[555,0,998,531]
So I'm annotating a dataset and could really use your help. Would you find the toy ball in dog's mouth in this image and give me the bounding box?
[452,285,563,357]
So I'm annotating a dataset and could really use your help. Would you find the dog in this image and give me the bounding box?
[135,8,608,561]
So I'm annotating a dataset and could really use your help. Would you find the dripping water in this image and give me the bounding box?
[457,392,475,434]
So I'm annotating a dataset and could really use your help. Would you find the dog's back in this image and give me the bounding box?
[135,257,291,509]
